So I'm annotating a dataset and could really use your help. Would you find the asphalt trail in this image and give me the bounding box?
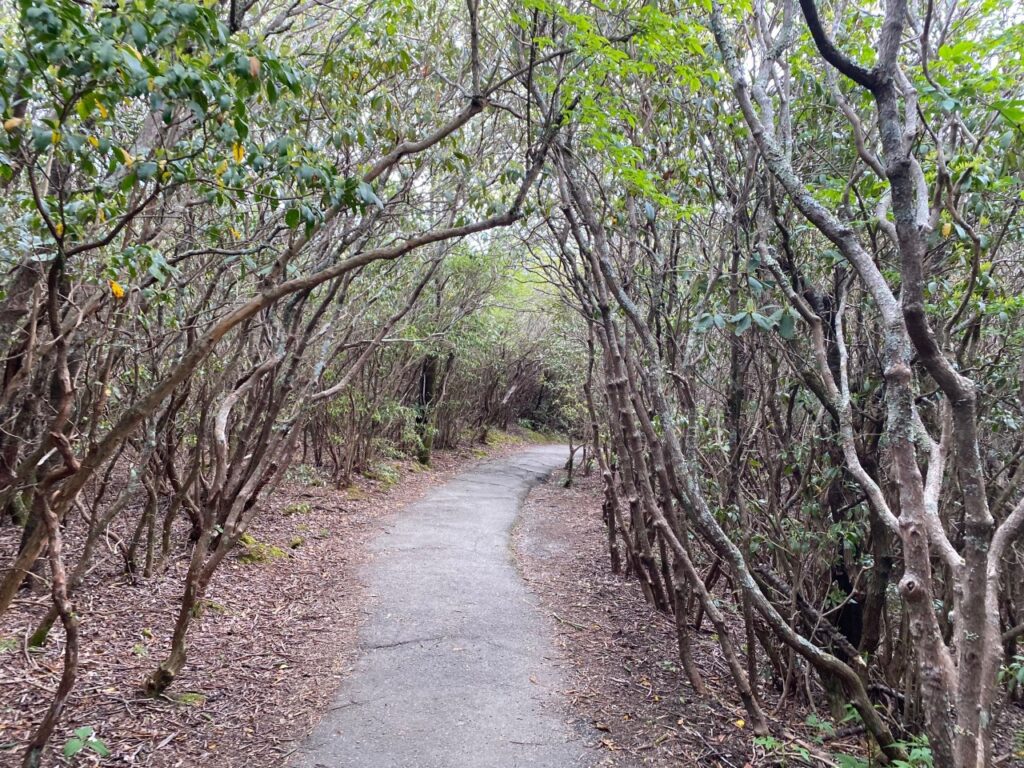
[292,445,589,768]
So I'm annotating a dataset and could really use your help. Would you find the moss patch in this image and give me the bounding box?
[484,428,521,447]
[518,426,562,444]
[190,599,228,618]
[363,462,400,489]
[237,533,287,564]
[286,463,327,487]
[283,501,312,516]
[345,485,369,501]
[174,692,207,707]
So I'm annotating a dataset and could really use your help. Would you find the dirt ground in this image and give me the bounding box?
[0,441,521,768]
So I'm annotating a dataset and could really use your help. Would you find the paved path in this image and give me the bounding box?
[293,445,589,768]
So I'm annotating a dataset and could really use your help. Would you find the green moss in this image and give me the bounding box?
[288,536,304,549]
[504,420,563,444]
[518,426,561,444]
[364,462,400,489]
[190,599,228,618]
[286,463,327,487]
[345,485,368,501]
[283,501,312,516]
[0,636,17,653]
[237,534,287,564]
[484,428,521,446]
[174,692,206,707]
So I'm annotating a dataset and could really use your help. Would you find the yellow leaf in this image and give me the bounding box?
[96,102,108,119]
[51,130,61,145]
[215,159,228,177]
[114,146,133,166]
[87,136,99,149]
[232,142,245,163]
[735,719,745,729]
[229,226,241,240]
[3,117,24,132]
[54,222,64,237]
[109,280,125,300]
[941,222,952,238]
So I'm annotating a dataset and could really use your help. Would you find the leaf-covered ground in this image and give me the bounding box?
[7,447,1023,767]
[0,442,521,767]
[513,468,884,768]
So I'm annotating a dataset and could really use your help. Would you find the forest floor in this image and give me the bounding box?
[0,436,534,768]
[6,446,1024,767]
[514,468,879,768]
[516,469,1024,767]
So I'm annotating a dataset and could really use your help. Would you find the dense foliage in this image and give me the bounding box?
[1,0,1023,765]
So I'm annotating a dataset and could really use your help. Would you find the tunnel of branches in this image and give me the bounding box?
[2,0,1024,765]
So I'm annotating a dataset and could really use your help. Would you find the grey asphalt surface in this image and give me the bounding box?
[292,445,591,768]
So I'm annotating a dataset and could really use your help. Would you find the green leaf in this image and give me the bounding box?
[694,313,714,332]
[88,737,111,757]
[32,127,52,152]
[994,100,1024,127]
[64,738,84,757]
[285,208,301,228]
[136,162,158,181]
[130,21,148,47]
[356,181,384,210]
[779,311,796,340]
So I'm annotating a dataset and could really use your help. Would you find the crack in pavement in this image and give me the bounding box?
[363,634,447,650]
